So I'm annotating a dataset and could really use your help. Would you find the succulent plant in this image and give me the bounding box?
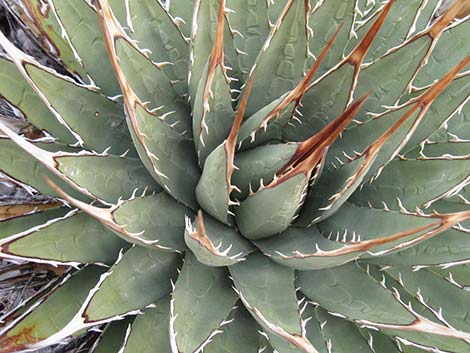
[0,0,470,352]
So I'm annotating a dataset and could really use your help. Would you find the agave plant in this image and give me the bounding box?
[0,0,470,352]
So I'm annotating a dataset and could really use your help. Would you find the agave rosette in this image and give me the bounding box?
[0,0,470,352]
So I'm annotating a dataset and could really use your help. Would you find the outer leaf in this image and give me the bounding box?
[184,211,255,266]
[168,0,196,38]
[385,266,470,333]
[350,1,469,122]
[0,138,87,202]
[325,59,470,176]
[363,262,470,352]
[0,207,67,238]
[126,0,190,95]
[370,227,470,268]
[97,1,201,208]
[0,124,156,205]
[243,0,309,117]
[298,57,470,225]
[344,0,427,64]
[6,0,88,79]
[230,253,319,353]
[256,201,470,270]
[0,267,104,353]
[46,184,191,252]
[170,252,238,353]
[351,158,470,211]
[0,32,134,155]
[25,246,181,348]
[0,57,75,143]
[192,1,236,166]
[314,307,376,353]
[49,0,120,95]
[307,0,355,75]
[283,0,395,141]
[113,36,192,137]
[298,262,470,351]
[225,0,270,77]
[91,318,132,353]
[120,297,172,353]
[203,306,260,353]
[0,210,128,266]
[188,0,241,102]
[413,19,470,88]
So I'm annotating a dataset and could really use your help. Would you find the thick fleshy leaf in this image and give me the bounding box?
[113,35,192,137]
[192,2,236,166]
[344,0,429,64]
[25,246,181,348]
[350,1,469,122]
[195,75,256,224]
[184,211,255,266]
[120,297,172,353]
[256,201,470,270]
[0,124,156,205]
[230,253,318,353]
[297,57,470,225]
[314,306,376,353]
[91,318,133,353]
[307,0,355,75]
[55,154,158,203]
[283,0,395,141]
[168,0,195,38]
[0,210,127,266]
[255,226,361,271]
[243,0,309,117]
[236,24,343,151]
[0,138,87,201]
[0,32,134,155]
[125,0,190,95]
[97,1,201,208]
[369,226,470,268]
[363,262,470,352]
[257,300,328,353]
[196,143,234,224]
[188,0,241,102]
[203,306,260,353]
[0,57,75,143]
[111,193,192,251]
[7,0,89,79]
[298,262,470,352]
[170,253,238,353]
[407,84,470,151]
[0,267,104,353]
[236,173,307,240]
[0,207,67,238]
[46,185,191,252]
[225,0,270,77]
[413,18,470,88]
[236,95,368,239]
[0,201,63,222]
[351,158,470,211]
[232,143,298,200]
[385,266,470,333]
[48,0,120,95]
[325,59,470,175]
